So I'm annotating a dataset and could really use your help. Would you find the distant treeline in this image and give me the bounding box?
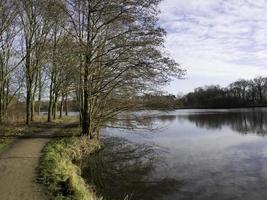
[181,76,267,108]
[136,94,178,109]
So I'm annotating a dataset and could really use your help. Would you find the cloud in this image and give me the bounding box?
[159,0,267,93]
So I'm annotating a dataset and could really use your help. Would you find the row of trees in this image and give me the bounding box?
[0,0,183,137]
[181,76,267,108]
[137,93,178,109]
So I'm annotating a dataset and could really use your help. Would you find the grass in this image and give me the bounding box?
[0,115,48,137]
[0,138,13,152]
[1,124,39,136]
[0,115,78,137]
[40,137,103,200]
[1,116,105,199]
[0,117,58,153]
[52,116,79,124]
[0,122,30,153]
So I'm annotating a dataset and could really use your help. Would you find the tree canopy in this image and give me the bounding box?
[0,0,184,138]
[181,76,267,108]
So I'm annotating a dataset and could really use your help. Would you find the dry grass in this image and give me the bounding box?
[52,116,79,124]
[0,138,13,152]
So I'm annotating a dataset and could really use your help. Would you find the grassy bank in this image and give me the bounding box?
[40,137,102,200]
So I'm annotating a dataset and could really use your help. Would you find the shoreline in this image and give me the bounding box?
[39,137,102,200]
[175,105,267,110]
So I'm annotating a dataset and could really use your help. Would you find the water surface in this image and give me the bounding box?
[82,108,267,200]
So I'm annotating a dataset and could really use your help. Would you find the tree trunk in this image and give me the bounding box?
[81,5,92,138]
[82,60,90,136]
[37,66,42,115]
[30,97,35,122]
[26,83,32,125]
[59,93,64,118]
[47,75,53,122]
[24,17,34,125]
[53,92,58,120]
[79,64,83,127]
[65,94,68,116]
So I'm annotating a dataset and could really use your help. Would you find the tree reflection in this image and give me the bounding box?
[81,137,182,200]
[156,115,177,122]
[177,110,267,136]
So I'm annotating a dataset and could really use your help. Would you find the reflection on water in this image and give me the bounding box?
[82,137,182,200]
[180,110,267,135]
[82,108,267,200]
[148,108,267,136]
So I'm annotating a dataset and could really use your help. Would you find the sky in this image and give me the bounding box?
[159,0,267,95]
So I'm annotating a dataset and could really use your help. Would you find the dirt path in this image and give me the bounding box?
[0,122,78,200]
[0,138,52,200]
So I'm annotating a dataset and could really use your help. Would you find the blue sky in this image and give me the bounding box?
[159,0,267,94]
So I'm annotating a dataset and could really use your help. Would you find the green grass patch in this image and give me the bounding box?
[40,137,102,200]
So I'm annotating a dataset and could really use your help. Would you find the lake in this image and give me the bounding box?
[81,108,267,200]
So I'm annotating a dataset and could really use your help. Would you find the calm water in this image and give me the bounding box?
[82,108,267,200]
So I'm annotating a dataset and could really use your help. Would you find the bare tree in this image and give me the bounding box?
[229,79,249,102]
[0,0,25,122]
[17,0,45,124]
[253,76,267,103]
[0,0,184,137]
[65,0,184,137]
